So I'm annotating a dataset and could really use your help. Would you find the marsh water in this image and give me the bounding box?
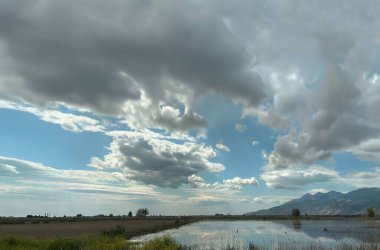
[132,219,380,249]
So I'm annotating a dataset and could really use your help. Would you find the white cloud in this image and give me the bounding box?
[0,100,105,133]
[342,167,380,188]
[243,106,290,130]
[216,143,231,152]
[306,189,329,195]
[252,140,259,147]
[0,163,19,174]
[89,130,225,188]
[261,165,339,189]
[235,123,246,133]
[188,175,258,190]
[349,138,380,163]
[223,177,258,186]
[0,156,165,199]
[1,0,380,212]
[0,0,268,131]
[253,195,295,207]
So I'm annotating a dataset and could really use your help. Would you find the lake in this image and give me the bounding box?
[131,219,380,249]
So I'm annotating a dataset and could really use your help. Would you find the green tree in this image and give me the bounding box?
[128,211,133,217]
[367,207,375,217]
[136,208,149,218]
[292,208,300,217]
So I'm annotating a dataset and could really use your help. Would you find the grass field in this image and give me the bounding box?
[1,216,379,249]
[0,235,183,250]
[0,219,179,238]
[2,235,380,250]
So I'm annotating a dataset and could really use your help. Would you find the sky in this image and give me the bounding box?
[1,0,380,217]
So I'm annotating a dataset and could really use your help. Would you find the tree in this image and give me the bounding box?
[128,211,133,217]
[292,208,300,217]
[136,208,149,218]
[367,207,375,217]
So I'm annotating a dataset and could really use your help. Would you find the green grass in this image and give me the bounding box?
[0,235,128,250]
[0,235,182,250]
[131,236,179,250]
[2,234,380,250]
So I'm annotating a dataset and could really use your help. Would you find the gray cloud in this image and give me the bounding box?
[263,64,380,173]
[343,167,380,188]
[350,138,380,163]
[0,0,267,131]
[231,1,380,185]
[89,131,225,188]
[261,165,339,190]
[2,0,380,192]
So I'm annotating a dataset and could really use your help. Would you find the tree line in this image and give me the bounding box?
[291,207,376,217]
[25,208,150,219]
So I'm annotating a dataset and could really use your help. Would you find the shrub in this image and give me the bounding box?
[136,208,149,218]
[248,242,260,250]
[367,207,375,217]
[292,208,300,217]
[140,236,178,250]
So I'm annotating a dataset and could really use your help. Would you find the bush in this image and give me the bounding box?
[248,242,260,250]
[367,207,375,217]
[140,236,178,250]
[136,208,149,218]
[292,208,300,217]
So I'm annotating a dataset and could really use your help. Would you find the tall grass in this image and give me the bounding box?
[0,235,128,250]
[1,234,380,250]
[129,235,380,250]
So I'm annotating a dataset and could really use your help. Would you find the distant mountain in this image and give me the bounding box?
[247,187,380,215]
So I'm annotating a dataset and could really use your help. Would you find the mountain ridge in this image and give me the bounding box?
[247,187,380,215]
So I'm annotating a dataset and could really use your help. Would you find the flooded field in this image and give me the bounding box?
[132,219,380,249]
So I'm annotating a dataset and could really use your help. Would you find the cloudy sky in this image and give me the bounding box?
[1,0,380,216]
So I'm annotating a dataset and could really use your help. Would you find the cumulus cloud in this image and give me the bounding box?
[261,165,339,190]
[0,0,268,131]
[260,64,380,187]
[223,177,258,186]
[216,143,231,152]
[252,140,259,147]
[89,130,225,188]
[188,175,258,190]
[2,0,380,195]
[213,1,380,189]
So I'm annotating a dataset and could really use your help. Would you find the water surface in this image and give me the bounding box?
[132,219,380,249]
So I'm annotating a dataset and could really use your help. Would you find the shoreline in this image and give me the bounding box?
[0,215,378,239]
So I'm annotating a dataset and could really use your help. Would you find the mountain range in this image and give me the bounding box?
[247,187,380,215]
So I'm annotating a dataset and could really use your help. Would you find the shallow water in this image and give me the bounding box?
[131,219,380,249]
